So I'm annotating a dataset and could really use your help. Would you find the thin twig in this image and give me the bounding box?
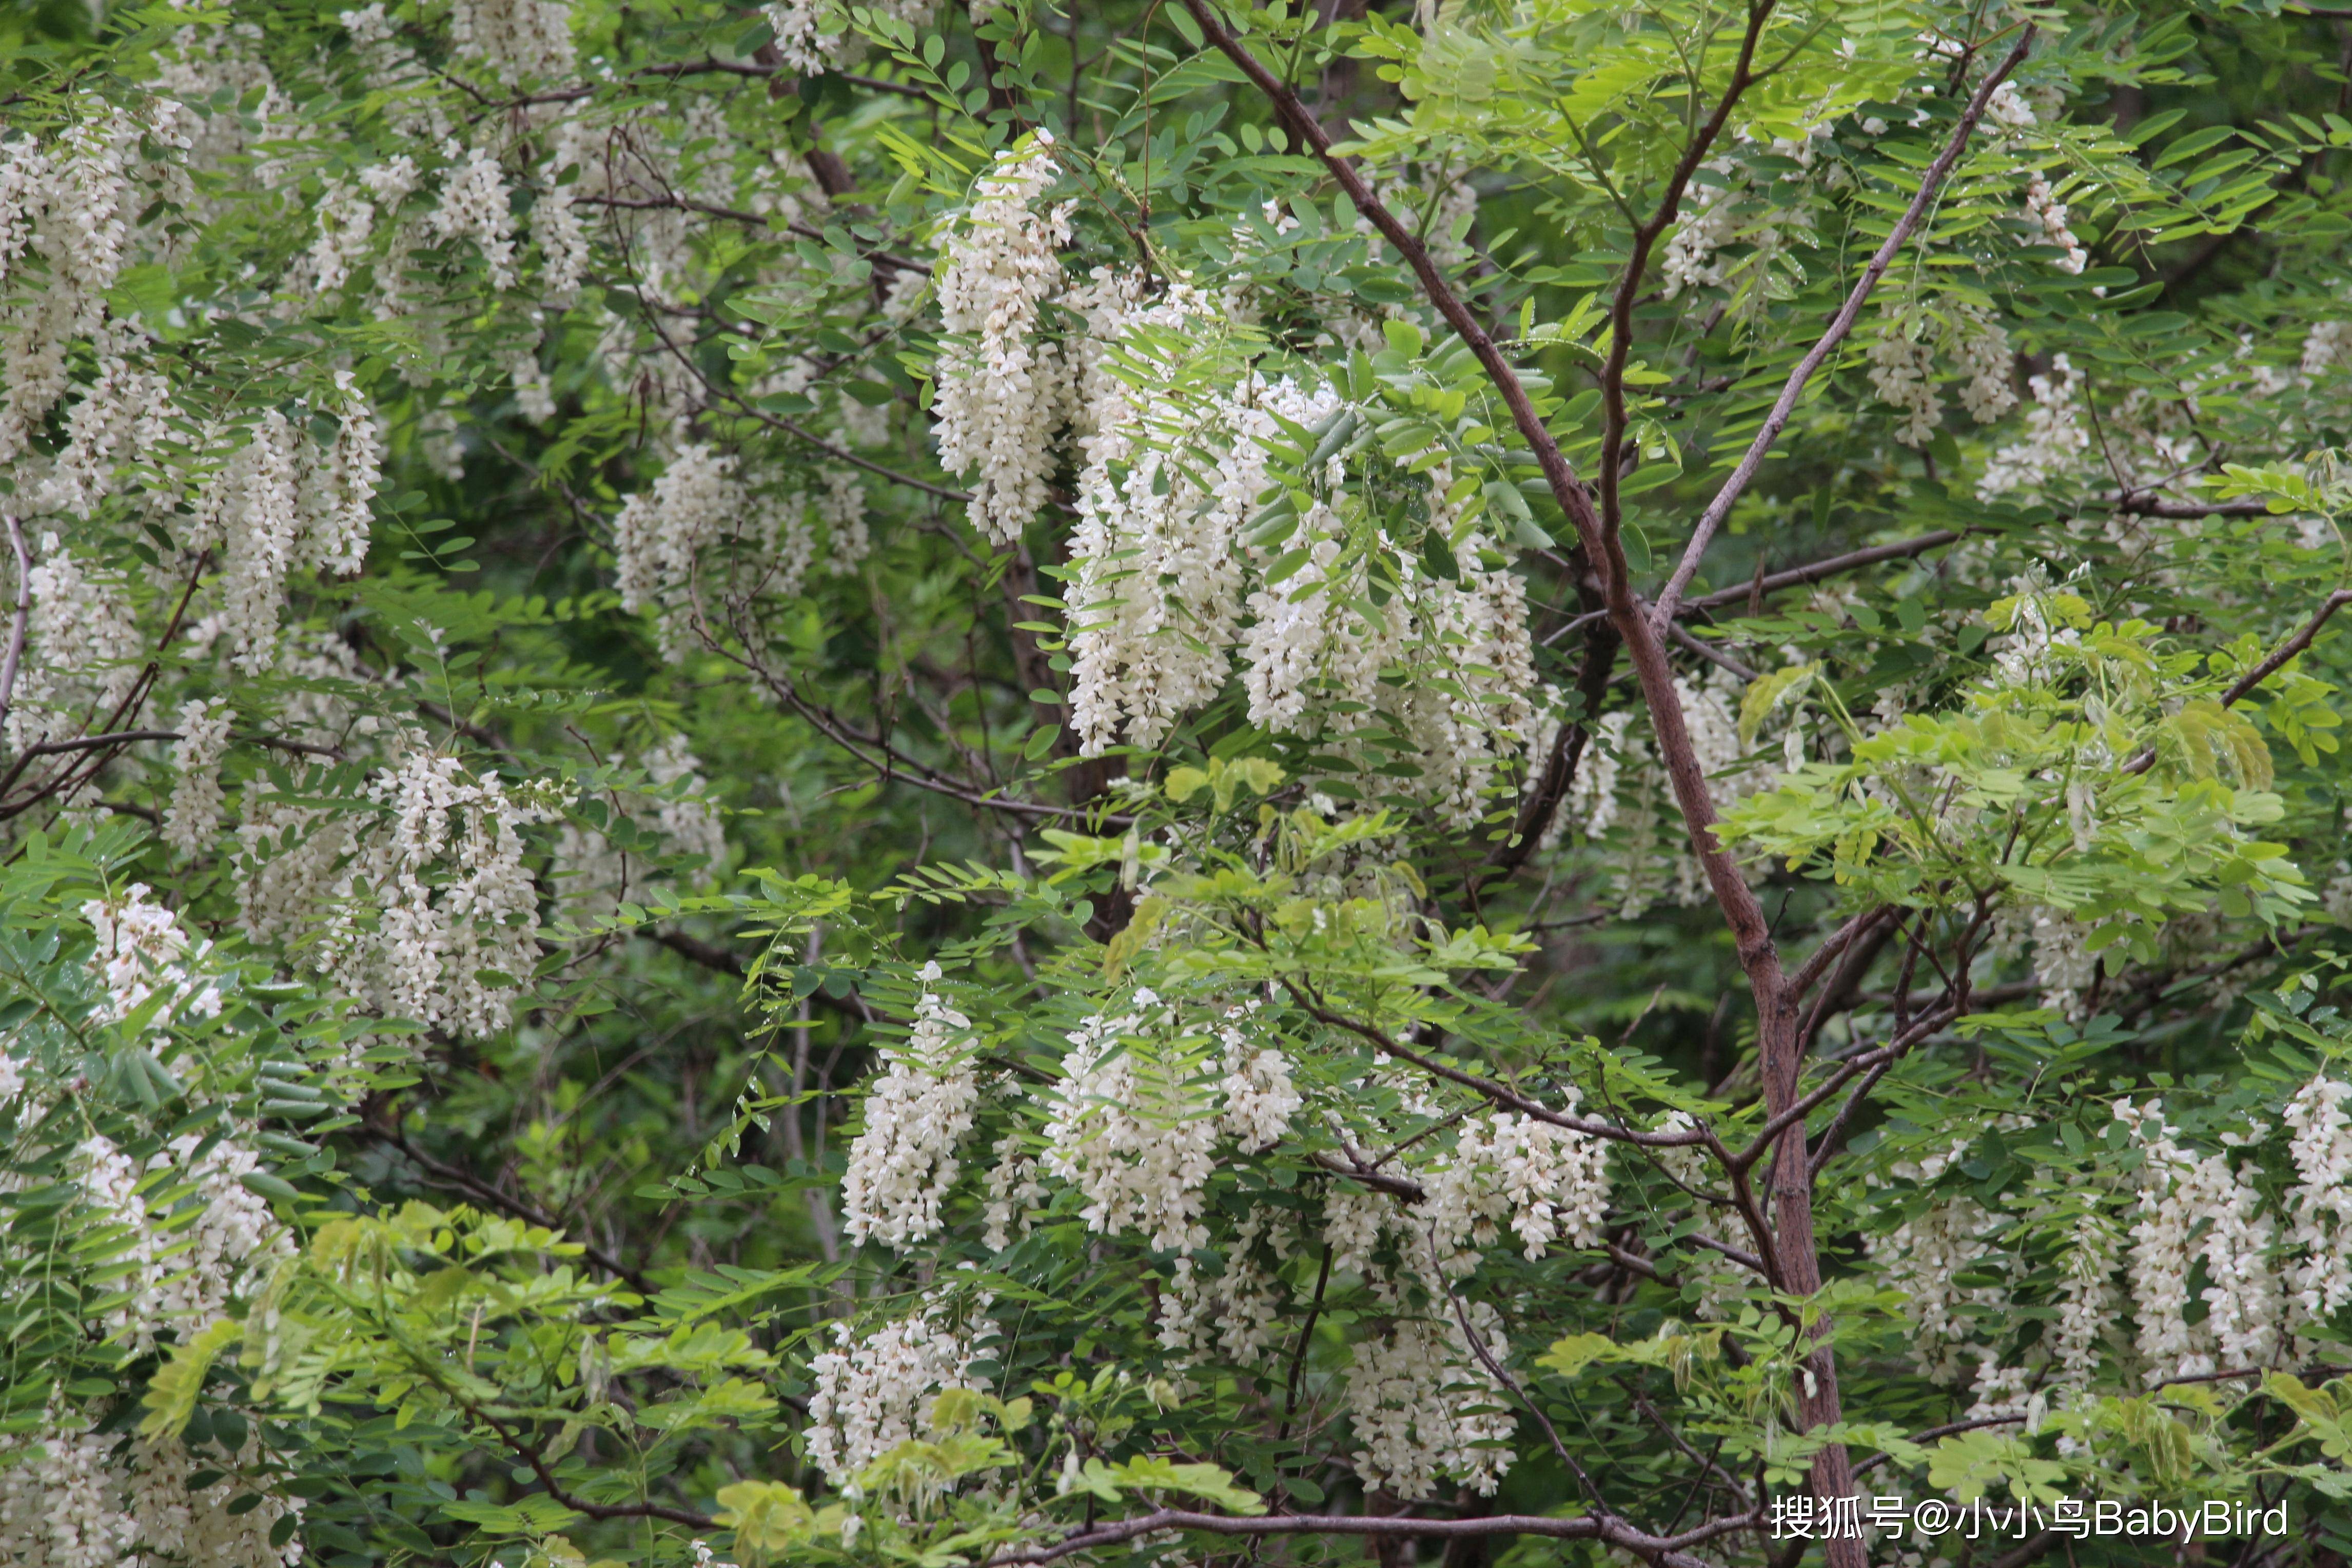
[2122,588,2352,775]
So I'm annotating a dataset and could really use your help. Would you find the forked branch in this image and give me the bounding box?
[1651,27,2036,627]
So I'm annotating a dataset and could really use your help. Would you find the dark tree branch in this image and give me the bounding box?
[0,516,28,739]
[578,193,930,272]
[981,1506,1761,1568]
[2123,588,2352,775]
[371,1116,654,1297]
[1599,4,1778,546]
[1651,28,2035,626]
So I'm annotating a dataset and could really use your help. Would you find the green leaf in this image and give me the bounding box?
[141,1319,242,1439]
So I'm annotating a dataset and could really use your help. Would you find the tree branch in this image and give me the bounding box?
[1651,28,2035,627]
[0,516,28,740]
[1599,4,1778,544]
[982,1506,1760,1568]
[2123,587,2352,775]
[371,1116,655,1297]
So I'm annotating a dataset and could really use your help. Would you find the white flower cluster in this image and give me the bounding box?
[40,318,179,520]
[1662,161,1739,299]
[165,698,236,855]
[124,1428,306,1568]
[2284,1076,2352,1326]
[1156,1205,1299,1368]
[448,0,575,85]
[1239,469,1542,826]
[1217,1006,1304,1152]
[932,166,1547,803]
[2045,1211,2122,1394]
[1425,1106,1612,1268]
[1864,1138,2007,1384]
[83,885,223,1034]
[1040,1001,1222,1253]
[1035,992,1302,1253]
[1866,315,1941,447]
[2027,905,2097,1016]
[1866,300,2017,447]
[1063,273,1269,753]
[8,534,142,752]
[1874,1087,2352,1402]
[0,1414,304,1568]
[639,734,727,871]
[551,737,728,920]
[805,1298,989,1485]
[979,1131,1047,1250]
[2116,1099,2280,1381]
[932,134,1072,544]
[2022,172,2089,275]
[258,739,556,1037]
[181,388,381,673]
[613,442,746,659]
[1977,354,2090,499]
[612,445,862,662]
[1344,1305,1517,1500]
[842,966,983,1249]
[0,101,141,467]
[0,1415,138,1568]
[2304,319,2352,379]
[429,139,519,289]
[77,1131,289,1354]
[762,0,939,73]
[1971,75,2090,276]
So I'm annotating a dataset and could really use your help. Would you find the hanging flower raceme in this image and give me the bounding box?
[931,132,1071,546]
[83,884,223,1034]
[841,965,983,1249]
[247,736,562,1039]
[805,1293,995,1486]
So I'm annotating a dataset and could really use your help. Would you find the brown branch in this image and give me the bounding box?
[2123,587,2352,775]
[1651,28,2035,626]
[1666,619,1759,681]
[472,1404,716,1528]
[1600,4,1778,545]
[2217,588,2352,704]
[1788,907,1897,1001]
[1730,1001,1962,1173]
[1687,532,1964,614]
[371,1117,654,1297]
[1284,991,1710,1149]
[1177,7,1898,1547]
[578,193,931,273]
[1309,1149,1430,1202]
[0,516,28,738]
[645,928,747,977]
[2110,491,2280,519]
[0,729,182,815]
[981,1506,1760,1568]
[1853,1414,2027,1475]
[1479,618,1618,887]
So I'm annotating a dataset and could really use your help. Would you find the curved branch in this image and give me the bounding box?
[0,516,28,739]
[1283,989,1710,1149]
[1651,28,2036,627]
[982,1505,1761,1568]
[1600,4,1777,543]
[2122,587,2352,775]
